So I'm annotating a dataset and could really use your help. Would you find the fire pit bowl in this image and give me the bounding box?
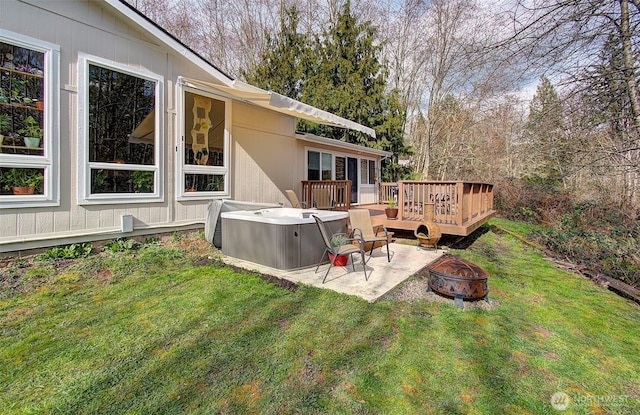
[427,255,489,308]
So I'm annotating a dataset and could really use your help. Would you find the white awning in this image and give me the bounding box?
[128,109,155,144]
[180,78,376,138]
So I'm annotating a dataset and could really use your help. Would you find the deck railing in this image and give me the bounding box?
[301,180,352,211]
[379,180,494,225]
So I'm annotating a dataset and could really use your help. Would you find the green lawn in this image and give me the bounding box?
[1,224,639,414]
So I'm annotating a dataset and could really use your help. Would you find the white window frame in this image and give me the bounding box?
[0,29,60,208]
[77,53,164,205]
[306,149,334,180]
[176,83,231,200]
[360,158,376,185]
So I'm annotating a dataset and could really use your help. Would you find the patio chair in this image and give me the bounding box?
[285,189,307,208]
[312,215,368,283]
[348,209,392,262]
[312,188,335,210]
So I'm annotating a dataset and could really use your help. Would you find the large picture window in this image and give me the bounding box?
[79,54,163,203]
[0,30,59,207]
[178,87,229,197]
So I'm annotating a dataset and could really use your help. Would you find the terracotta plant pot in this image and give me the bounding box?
[12,186,35,195]
[329,253,349,266]
[385,208,398,219]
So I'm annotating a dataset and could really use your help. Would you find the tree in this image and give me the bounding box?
[305,1,412,180]
[300,2,395,142]
[572,32,640,205]
[503,0,640,204]
[384,0,520,179]
[506,0,640,180]
[427,95,475,180]
[242,1,412,180]
[240,7,309,100]
[524,76,569,187]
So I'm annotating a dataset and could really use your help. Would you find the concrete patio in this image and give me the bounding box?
[222,243,444,302]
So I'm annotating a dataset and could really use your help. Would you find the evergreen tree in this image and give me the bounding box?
[588,34,635,143]
[525,76,568,186]
[581,33,640,204]
[300,1,400,148]
[240,7,308,100]
[242,1,412,181]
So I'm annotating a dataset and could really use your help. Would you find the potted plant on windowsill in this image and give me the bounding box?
[1,168,44,195]
[130,170,154,193]
[17,115,43,148]
[0,87,9,103]
[0,113,12,144]
[385,199,398,219]
[329,233,350,266]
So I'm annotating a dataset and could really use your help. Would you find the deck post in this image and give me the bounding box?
[456,181,465,226]
[397,181,405,221]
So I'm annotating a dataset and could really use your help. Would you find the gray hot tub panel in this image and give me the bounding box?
[222,218,346,270]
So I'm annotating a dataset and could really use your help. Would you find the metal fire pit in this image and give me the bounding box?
[427,255,489,309]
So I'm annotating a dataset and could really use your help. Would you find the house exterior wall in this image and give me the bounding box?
[231,102,300,206]
[0,0,383,253]
[0,0,216,251]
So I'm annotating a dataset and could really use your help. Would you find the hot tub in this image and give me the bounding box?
[221,208,349,270]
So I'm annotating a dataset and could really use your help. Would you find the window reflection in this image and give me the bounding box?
[184,92,225,166]
[184,173,224,192]
[88,64,155,166]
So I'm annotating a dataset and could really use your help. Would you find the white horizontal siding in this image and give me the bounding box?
[0,0,194,250]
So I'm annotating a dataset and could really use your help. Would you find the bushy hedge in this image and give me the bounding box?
[535,202,639,288]
[494,178,573,224]
[495,179,640,289]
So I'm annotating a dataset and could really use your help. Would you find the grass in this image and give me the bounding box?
[1,224,639,414]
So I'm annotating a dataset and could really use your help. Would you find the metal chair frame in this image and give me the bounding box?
[312,215,368,283]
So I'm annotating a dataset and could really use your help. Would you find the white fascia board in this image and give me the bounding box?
[295,132,392,159]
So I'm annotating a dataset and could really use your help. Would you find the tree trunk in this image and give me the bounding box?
[620,0,640,139]
[620,0,640,204]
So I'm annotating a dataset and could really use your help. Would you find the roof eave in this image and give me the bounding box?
[295,132,392,158]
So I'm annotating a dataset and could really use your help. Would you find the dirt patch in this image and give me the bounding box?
[192,256,218,267]
[95,268,113,285]
[532,325,554,338]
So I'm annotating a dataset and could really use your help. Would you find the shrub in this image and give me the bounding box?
[494,178,573,225]
[38,242,93,260]
[532,201,640,288]
[104,238,140,253]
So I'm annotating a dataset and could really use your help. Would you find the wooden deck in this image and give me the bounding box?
[301,180,496,237]
[360,203,495,236]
